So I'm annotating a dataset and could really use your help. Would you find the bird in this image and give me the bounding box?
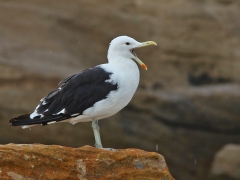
[10,36,157,148]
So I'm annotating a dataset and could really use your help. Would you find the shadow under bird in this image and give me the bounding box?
[10,36,157,148]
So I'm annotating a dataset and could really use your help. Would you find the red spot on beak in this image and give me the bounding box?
[141,64,147,70]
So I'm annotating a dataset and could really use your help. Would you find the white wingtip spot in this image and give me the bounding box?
[71,113,80,117]
[22,125,35,129]
[42,101,47,105]
[30,111,40,119]
[47,121,57,125]
[53,108,65,115]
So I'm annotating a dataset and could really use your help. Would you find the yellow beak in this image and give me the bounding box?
[132,41,157,70]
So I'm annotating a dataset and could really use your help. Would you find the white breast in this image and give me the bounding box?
[69,59,140,124]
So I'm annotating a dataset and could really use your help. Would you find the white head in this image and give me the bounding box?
[107,36,157,70]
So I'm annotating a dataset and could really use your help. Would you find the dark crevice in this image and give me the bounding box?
[188,72,231,86]
[155,116,240,135]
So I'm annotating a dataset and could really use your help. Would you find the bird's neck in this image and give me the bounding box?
[107,57,137,71]
[107,51,137,69]
[104,54,140,98]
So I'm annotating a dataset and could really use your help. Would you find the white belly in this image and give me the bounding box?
[69,61,140,124]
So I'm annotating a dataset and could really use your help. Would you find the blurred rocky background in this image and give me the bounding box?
[0,0,240,179]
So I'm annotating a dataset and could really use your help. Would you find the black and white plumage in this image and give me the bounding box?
[11,67,118,126]
[10,36,157,148]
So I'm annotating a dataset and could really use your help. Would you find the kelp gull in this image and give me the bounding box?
[10,36,157,148]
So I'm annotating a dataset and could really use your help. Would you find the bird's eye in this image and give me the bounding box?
[126,42,130,45]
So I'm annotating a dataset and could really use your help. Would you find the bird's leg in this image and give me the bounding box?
[92,119,103,148]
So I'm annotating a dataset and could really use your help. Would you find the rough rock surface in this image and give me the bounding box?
[127,86,240,179]
[2,74,240,180]
[0,0,240,86]
[0,0,240,180]
[0,144,174,180]
[209,144,240,180]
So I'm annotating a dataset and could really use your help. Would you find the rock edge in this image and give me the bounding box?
[0,144,174,180]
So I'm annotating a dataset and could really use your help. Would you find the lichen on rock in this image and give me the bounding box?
[0,144,174,180]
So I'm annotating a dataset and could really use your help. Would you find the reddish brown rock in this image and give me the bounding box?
[1,1,240,179]
[0,144,174,180]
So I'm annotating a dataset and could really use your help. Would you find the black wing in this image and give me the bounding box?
[10,113,71,126]
[10,66,118,126]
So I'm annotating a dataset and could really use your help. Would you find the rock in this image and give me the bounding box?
[122,84,240,180]
[0,0,240,86]
[1,0,240,180]
[209,144,240,180]
[0,144,174,180]
[1,72,240,180]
